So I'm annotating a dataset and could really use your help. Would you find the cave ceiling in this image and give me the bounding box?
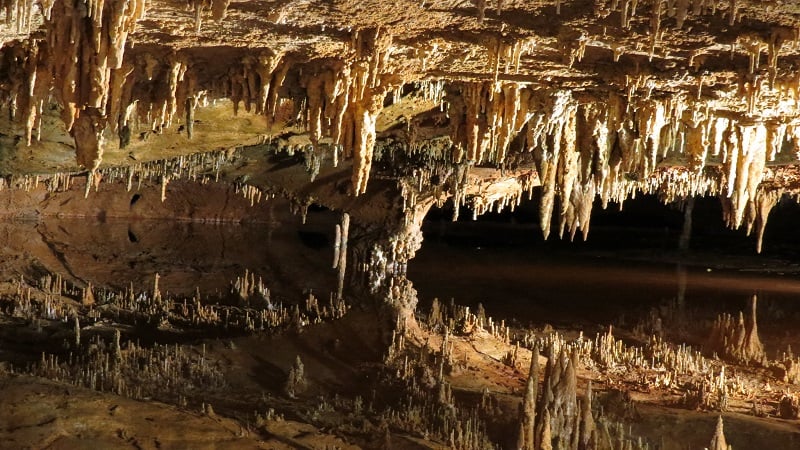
[1,0,800,244]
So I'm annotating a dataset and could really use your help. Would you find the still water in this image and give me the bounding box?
[409,220,800,354]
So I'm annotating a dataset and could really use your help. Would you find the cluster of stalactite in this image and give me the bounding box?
[299,28,397,195]
[593,0,799,70]
[438,80,800,243]
[71,45,280,154]
[468,0,800,83]
[599,0,743,31]
[0,0,41,34]
[0,147,245,200]
[0,5,274,167]
[724,186,783,254]
[0,38,50,147]
[1,6,800,257]
[0,20,401,195]
[47,0,146,169]
[0,0,147,166]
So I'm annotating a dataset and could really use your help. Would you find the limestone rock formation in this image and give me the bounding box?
[707,295,766,366]
[0,0,798,254]
[708,415,731,450]
[517,343,539,450]
[284,355,307,398]
[2,2,800,449]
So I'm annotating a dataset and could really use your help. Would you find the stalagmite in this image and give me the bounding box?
[284,355,307,398]
[707,295,765,366]
[517,344,539,450]
[539,409,553,450]
[709,415,730,450]
[579,381,596,449]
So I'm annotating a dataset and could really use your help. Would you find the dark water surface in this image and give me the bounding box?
[0,211,338,302]
[409,209,800,354]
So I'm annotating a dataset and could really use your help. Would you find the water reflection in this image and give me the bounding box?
[0,213,337,302]
[409,239,800,354]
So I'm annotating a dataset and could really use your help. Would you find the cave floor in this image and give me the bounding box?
[0,186,800,449]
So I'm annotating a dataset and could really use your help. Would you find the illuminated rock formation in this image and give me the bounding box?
[47,0,146,170]
[709,415,731,450]
[707,295,766,366]
[3,3,800,446]
[517,343,539,450]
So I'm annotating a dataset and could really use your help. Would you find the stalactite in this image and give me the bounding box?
[46,0,146,169]
[295,28,396,195]
[255,50,283,116]
[750,188,782,254]
[486,37,535,84]
[190,0,230,32]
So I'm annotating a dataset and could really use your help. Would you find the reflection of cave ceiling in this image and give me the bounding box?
[2,1,800,247]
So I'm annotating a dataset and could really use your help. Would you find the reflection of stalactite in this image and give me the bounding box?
[676,264,687,312]
[334,213,350,300]
[679,196,694,252]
